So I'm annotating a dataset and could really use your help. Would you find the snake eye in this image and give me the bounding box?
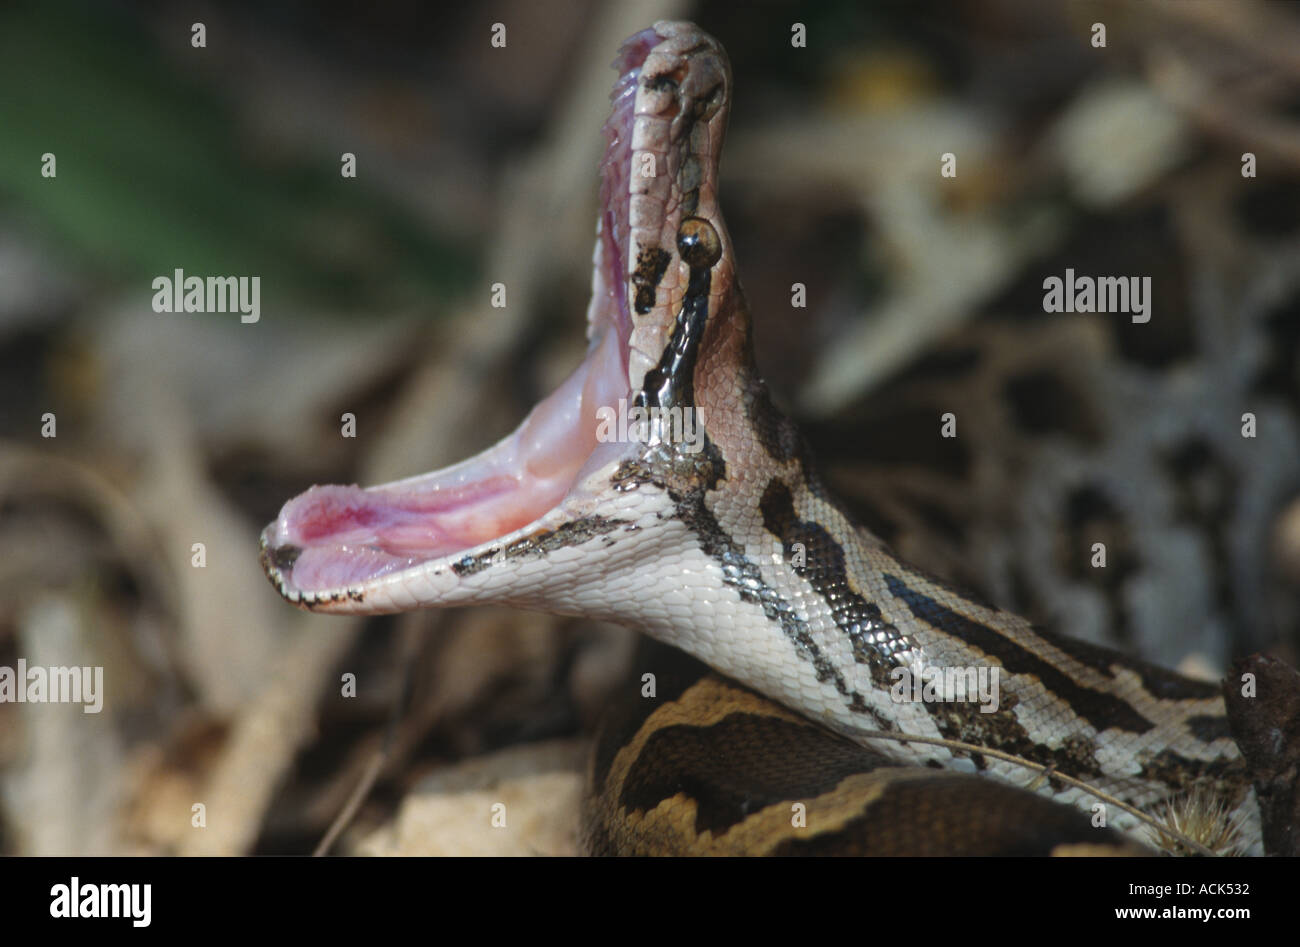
[677,217,721,269]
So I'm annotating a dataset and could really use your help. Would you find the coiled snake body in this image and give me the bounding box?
[261,22,1261,855]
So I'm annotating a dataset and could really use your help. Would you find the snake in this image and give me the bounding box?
[259,21,1263,855]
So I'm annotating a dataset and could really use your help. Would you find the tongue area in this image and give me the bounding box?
[273,476,531,584]
[270,452,568,592]
[265,323,630,593]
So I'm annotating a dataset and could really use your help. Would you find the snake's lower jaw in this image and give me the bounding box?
[259,323,644,613]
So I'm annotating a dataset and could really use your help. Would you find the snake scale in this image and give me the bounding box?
[260,22,1265,856]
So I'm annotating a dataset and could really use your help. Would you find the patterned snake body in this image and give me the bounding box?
[262,22,1260,855]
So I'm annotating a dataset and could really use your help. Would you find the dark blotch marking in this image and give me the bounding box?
[756,487,1089,774]
[920,685,1105,778]
[760,479,909,684]
[636,265,712,410]
[883,573,1158,734]
[1032,627,1221,701]
[619,712,890,835]
[746,384,850,519]
[631,246,671,315]
[589,641,711,794]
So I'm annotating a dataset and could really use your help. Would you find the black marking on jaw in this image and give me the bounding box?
[759,479,909,688]
[635,265,711,410]
[882,573,1157,735]
[635,218,721,411]
[449,515,628,578]
[632,247,671,315]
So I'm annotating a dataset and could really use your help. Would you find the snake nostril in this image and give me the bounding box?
[677,216,721,268]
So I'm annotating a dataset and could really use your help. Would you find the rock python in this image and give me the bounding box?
[260,21,1263,855]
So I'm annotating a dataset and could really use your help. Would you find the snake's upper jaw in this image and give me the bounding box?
[597,22,733,398]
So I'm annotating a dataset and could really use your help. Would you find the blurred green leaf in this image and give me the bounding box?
[0,0,476,315]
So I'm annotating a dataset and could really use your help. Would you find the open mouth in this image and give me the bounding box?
[261,28,666,600]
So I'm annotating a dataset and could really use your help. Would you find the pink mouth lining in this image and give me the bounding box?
[268,296,635,592]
